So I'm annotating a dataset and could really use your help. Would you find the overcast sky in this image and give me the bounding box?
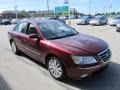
[0,0,119,14]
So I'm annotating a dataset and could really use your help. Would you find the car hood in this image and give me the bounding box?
[50,34,108,55]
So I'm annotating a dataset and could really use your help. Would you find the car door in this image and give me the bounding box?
[13,22,28,53]
[88,16,92,23]
[101,17,106,24]
[23,23,42,61]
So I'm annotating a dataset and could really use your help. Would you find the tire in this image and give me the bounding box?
[47,57,66,80]
[116,30,120,32]
[98,21,102,25]
[85,21,88,25]
[11,41,20,55]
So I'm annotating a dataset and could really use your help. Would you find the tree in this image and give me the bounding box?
[20,10,30,18]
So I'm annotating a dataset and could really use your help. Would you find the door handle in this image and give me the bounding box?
[23,39,27,42]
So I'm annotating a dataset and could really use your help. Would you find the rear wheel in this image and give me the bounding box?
[85,21,88,25]
[98,21,102,25]
[11,41,20,54]
[47,57,66,80]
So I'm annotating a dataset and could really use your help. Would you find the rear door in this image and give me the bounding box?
[13,22,28,53]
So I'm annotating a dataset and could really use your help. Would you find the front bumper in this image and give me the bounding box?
[67,59,110,80]
[77,21,86,25]
[90,21,100,25]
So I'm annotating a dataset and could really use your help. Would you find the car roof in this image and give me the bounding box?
[21,19,57,24]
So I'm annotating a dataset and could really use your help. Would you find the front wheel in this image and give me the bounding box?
[47,57,66,80]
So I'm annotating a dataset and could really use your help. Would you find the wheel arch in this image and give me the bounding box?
[45,54,59,65]
[10,39,13,45]
[45,53,67,70]
[45,53,67,79]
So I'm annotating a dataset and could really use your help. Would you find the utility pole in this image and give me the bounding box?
[103,4,106,14]
[47,0,50,17]
[89,0,91,15]
[109,0,112,17]
[52,0,56,17]
[40,0,42,17]
[68,0,71,19]
[14,0,18,19]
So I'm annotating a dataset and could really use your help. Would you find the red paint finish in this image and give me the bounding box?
[8,20,111,80]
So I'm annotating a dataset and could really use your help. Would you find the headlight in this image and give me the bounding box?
[71,56,97,65]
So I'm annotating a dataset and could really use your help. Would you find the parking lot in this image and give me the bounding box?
[0,24,120,90]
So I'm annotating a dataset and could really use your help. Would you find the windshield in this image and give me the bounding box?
[39,21,78,40]
[81,16,89,19]
[95,16,102,20]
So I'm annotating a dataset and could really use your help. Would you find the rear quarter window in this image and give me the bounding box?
[14,23,28,33]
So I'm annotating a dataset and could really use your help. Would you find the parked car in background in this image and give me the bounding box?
[60,16,69,20]
[108,17,120,26]
[77,15,93,25]
[21,18,28,22]
[11,19,20,24]
[116,24,120,32]
[90,16,108,25]
[70,15,78,19]
[48,17,66,23]
[8,19,111,80]
[1,19,11,25]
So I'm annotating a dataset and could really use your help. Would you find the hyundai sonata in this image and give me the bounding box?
[8,19,111,80]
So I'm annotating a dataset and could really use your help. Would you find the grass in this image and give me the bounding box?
[111,14,120,17]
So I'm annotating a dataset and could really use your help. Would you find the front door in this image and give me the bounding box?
[24,23,42,61]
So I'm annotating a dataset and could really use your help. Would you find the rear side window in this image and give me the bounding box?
[14,23,28,33]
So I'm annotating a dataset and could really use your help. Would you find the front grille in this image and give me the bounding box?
[98,49,111,62]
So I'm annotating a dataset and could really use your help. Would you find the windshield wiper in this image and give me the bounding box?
[48,33,78,40]
[47,36,65,40]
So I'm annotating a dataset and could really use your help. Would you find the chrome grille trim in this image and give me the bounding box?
[98,48,111,62]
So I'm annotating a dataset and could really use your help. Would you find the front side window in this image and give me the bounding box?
[81,16,88,19]
[27,24,38,35]
[39,21,78,40]
[95,16,102,20]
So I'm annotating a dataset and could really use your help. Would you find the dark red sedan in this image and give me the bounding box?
[8,19,111,80]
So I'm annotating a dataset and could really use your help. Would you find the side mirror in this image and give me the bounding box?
[29,34,39,38]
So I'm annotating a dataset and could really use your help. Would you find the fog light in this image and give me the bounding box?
[81,74,88,78]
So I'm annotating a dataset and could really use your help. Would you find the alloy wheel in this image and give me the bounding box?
[11,41,17,53]
[48,58,63,78]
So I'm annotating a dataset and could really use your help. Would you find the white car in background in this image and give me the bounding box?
[77,16,93,25]
[90,16,108,25]
[116,24,120,32]
[11,19,20,24]
[108,17,120,26]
